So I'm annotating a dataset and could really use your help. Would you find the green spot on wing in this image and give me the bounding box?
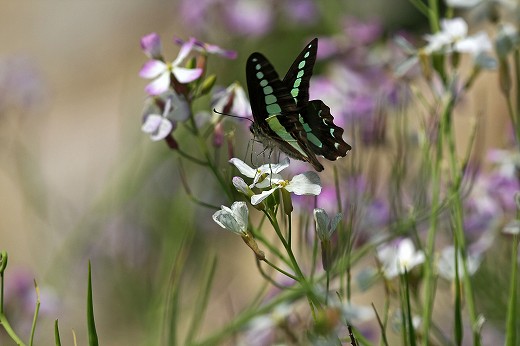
[298,61,305,69]
[260,79,268,87]
[297,70,304,78]
[256,72,264,79]
[304,51,310,58]
[265,94,277,105]
[291,89,299,98]
[263,86,274,95]
[255,64,261,70]
[293,79,301,87]
[266,104,282,114]
[307,132,323,148]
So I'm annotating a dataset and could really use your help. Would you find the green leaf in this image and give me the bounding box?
[505,235,518,346]
[54,319,62,346]
[87,261,99,346]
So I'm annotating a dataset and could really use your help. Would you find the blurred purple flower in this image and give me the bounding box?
[174,37,237,59]
[178,0,319,37]
[0,56,46,114]
[224,0,273,36]
[344,16,383,46]
[283,0,318,24]
[140,32,162,59]
[4,268,59,330]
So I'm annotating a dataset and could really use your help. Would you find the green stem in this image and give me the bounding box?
[265,211,322,309]
[0,252,26,346]
[444,101,480,346]
[261,259,299,282]
[29,280,40,346]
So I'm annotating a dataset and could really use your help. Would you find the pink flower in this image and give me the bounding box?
[139,36,203,95]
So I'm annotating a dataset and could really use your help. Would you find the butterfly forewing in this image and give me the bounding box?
[282,38,318,108]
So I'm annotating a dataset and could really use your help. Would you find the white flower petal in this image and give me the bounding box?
[251,186,280,205]
[173,67,203,83]
[141,114,162,133]
[285,172,321,195]
[145,72,171,95]
[139,60,167,79]
[259,158,290,175]
[440,17,468,39]
[313,208,330,240]
[229,158,257,178]
[445,0,482,8]
[454,31,492,56]
[173,39,195,65]
[149,118,173,141]
[232,176,253,196]
[212,209,242,235]
[231,201,249,231]
[255,173,284,189]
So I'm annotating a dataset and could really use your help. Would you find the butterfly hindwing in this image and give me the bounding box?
[300,100,351,160]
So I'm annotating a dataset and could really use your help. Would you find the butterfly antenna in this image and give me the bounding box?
[213,109,253,124]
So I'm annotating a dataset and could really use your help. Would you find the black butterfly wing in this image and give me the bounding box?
[300,100,351,160]
[283,39,351,162]
[246,52,324,171]
[282,38,318,108]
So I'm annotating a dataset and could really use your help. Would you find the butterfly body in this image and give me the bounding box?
[246,38,351,172]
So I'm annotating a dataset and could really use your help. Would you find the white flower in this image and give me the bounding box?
[436,246,481,280]
[212,201,249,235]
[139,39,203,95]
[424,18,492,57]
[212,82,252,118]
[229,157,290,187]
[313,208,342,241]
[445,0,482,8]
[453,31,492,56]
[503,220,520,235]
[376,238,425,279]
[141,97,174,141]
[251,171,321,205]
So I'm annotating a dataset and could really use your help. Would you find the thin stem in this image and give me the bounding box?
[265,211,322,309]
[260,259,299,282]
[29,280,40,346]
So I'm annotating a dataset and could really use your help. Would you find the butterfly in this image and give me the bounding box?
[246,38,351,172]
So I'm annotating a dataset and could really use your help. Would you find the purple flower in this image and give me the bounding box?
[139,35,203,95]
[0,56,46,114]
[282,0,318,24]
[174,37,237,59]
[140,32,162,59]
[224,0,273,36]
[344,16,383,45]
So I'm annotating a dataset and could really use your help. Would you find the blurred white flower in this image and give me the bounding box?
[424,18,492,57]
[377,238,425,278]
[437,246,481,280]
[314,208,342,241]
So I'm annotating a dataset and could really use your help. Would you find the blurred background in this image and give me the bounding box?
[0,1,512,345]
